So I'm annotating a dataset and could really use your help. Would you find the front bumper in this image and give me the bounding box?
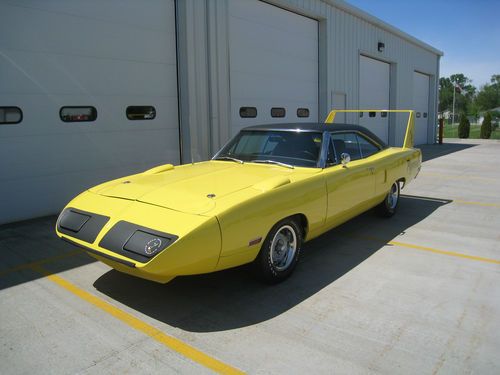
[58,208,178,263]
[55,192,222,283]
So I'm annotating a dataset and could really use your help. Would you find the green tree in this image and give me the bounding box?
[480,112,492,139]
[491,110,500,129]
[439,74,476,119]
[475,75,500,111]
[458,112,470,138]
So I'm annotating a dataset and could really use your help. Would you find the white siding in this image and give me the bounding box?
[0,0,441,223]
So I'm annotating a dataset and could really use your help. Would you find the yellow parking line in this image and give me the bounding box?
[358,235,500,265]
[31,265,245,375]
[401,194,500,208]
[421,171,499,182]
[453,200,500,208]
[387,240,500,264]
[0,249,82,277]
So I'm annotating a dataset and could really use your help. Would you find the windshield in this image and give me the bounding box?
[215,130,323,168]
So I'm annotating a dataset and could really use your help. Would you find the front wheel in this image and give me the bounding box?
[377,181,400,217]
[253,218,302,284]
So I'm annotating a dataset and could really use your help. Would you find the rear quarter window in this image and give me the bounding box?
[357,135,380,158]
[331,133,362,161]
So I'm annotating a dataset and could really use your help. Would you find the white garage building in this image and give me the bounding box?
[0,0,442,224]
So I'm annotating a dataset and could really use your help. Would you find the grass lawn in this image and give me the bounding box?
[443,123,500,139]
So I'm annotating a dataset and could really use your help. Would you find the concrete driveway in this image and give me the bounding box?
[1,139,499,374]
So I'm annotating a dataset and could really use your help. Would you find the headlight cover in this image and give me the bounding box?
[57,208,109,243]
[99,221,178,263]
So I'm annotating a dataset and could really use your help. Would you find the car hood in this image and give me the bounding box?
[90,161,304,215]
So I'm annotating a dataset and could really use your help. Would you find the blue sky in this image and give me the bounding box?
[347,0,500,88]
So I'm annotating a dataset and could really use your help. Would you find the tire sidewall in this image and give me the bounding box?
[384,181,400,215]
[256,218,303,283]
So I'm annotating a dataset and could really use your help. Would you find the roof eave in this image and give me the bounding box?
[325,0,444,56]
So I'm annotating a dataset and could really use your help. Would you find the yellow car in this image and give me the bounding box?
[56,110,421,284]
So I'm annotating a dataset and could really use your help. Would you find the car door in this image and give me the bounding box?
[355,132,388,199]
[324,132,376,227]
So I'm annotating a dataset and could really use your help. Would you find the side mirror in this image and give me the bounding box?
[340,152,351,166]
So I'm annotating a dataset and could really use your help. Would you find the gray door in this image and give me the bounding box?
[359,55,390,142]
[228,0,319,133]
[413,71,430,145]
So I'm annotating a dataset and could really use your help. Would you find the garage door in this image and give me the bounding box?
[228,0,318,133]
[0,0,180,224]
[359,55,390,142]
[413,72,430,145]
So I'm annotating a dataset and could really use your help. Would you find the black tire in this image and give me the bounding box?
[253,218,303,284]
[377,181,400,217]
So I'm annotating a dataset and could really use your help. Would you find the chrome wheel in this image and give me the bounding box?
[387,182,399,209]
[270,225,297,272]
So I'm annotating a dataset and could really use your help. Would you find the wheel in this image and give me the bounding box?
[253,218,302,284]
[377,181,400,217]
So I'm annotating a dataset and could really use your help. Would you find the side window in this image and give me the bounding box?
[356,134,380,158]
[331,133,362,161]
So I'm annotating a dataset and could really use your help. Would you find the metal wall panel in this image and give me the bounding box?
[0,0,442,223]
[0,0,180,224]
[180,0,441,159]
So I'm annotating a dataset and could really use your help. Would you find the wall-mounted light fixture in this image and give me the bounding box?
[378,42,385,52]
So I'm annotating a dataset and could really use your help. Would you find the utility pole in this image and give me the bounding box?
[452,83,456,125]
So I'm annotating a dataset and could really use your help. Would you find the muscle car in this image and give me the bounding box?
[56,110,421,283]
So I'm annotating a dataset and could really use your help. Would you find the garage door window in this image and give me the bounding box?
[271,108,285,118]
[60,107,97,122]
[0,107,22,124]
[297,108,309,118]
[126,106,156,120]
[240,107,257,118]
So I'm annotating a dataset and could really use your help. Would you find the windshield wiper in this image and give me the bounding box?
[213,156,244,164]
[251,159,294,169]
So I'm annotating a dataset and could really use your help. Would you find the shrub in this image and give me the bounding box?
[458,113,470,138]
[480,112,492,139]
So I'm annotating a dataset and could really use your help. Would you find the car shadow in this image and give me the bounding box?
[0,215,96,290]
[94,194,451,332]
[419,142,477,162]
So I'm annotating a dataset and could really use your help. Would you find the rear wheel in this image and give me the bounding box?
[253,218,302,284]
[377,181,400,217]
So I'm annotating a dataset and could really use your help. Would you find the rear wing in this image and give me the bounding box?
[324,109,415,149]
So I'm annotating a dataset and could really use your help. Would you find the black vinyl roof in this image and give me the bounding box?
[242,122,388,148]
